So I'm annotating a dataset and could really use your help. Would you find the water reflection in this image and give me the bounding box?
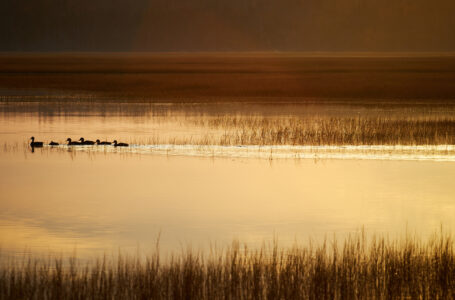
[1,150,454,258]
[2,100,455,118]
[1,101,454,259]
[19,144,455,162]
[2,101,455,154]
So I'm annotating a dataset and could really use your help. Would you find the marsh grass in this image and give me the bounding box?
[3,102,455,148]
[1,232,454,299]
[185,114,455,146]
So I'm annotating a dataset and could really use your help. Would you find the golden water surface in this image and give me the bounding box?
[1,102,454,258]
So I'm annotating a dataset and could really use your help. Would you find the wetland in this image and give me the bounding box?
[1,54,455,298]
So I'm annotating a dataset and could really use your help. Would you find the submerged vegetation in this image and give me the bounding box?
[1,233,454,299]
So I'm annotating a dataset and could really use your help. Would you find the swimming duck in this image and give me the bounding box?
[30,137,43,147]
[113,140,129,147]
[79,137,95,145]
[66,138,81,145]
[96,139,112,145]
[49,141,59,146]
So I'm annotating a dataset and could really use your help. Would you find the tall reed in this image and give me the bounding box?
[188,114,455,146]
[1,232,454,299]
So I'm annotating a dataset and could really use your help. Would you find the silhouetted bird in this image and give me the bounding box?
[113,140,129,147]
[30,137,43,147]
[79,137,95,145]
[96,139,112,145]
[66,138,82,145]
[49,141,59,146]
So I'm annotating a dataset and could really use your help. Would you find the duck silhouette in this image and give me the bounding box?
[113,140,129,147]
[49,141,59,146]
[30,137,43,147]
[79,137,95,145]
[66,138,82,145]
[96,139,112,145]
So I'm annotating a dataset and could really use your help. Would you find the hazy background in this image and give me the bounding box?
[1,0,455,52]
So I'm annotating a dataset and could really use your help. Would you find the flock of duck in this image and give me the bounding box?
[30,137,129,147]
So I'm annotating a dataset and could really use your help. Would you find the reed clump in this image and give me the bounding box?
[189,115,455,146]
[1,233,454,299]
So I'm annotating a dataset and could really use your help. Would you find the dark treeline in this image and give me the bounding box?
[1,0,455,52]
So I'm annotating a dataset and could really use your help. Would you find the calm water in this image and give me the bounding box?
[1,102,455,258]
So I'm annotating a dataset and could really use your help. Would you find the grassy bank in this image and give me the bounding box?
[1,233,454,299]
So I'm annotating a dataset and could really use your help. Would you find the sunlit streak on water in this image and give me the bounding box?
[34,144,455,162]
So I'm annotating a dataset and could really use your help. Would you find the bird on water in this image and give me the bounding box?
[66,138,82,145]
[96,139,112,145]
[49,141,59,146]
[79,137,95,145]
[113,140,129,147]
[30,137,44,147]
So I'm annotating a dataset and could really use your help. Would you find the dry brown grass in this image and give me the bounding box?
[190,114,455,146]
[1,232,454,299]
[2,101,455,147]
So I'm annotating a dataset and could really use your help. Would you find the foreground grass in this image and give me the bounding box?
[1,233,454,299]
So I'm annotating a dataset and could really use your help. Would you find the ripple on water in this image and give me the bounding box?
[34,144,455,162]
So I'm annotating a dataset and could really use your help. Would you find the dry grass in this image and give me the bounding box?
[187,114,455,146]
[1,232,454,299]
[2,101,455,147]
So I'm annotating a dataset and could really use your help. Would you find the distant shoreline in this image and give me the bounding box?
[2,51,455,57]
[0,53,454,102]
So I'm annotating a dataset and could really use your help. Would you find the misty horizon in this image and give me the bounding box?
[1,0,455,52]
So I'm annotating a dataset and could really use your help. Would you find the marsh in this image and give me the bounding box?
[1,99,455,257]
[1,54,455,298]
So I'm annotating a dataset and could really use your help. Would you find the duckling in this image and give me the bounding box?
[96,139,112,145]
[113,140,129,147]
[66,138,81,145]
[30,137,43,147]
[79,137,95,145]
[49,141,59,146]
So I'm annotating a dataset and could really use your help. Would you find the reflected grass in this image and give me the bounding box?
[1,232,454,299]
